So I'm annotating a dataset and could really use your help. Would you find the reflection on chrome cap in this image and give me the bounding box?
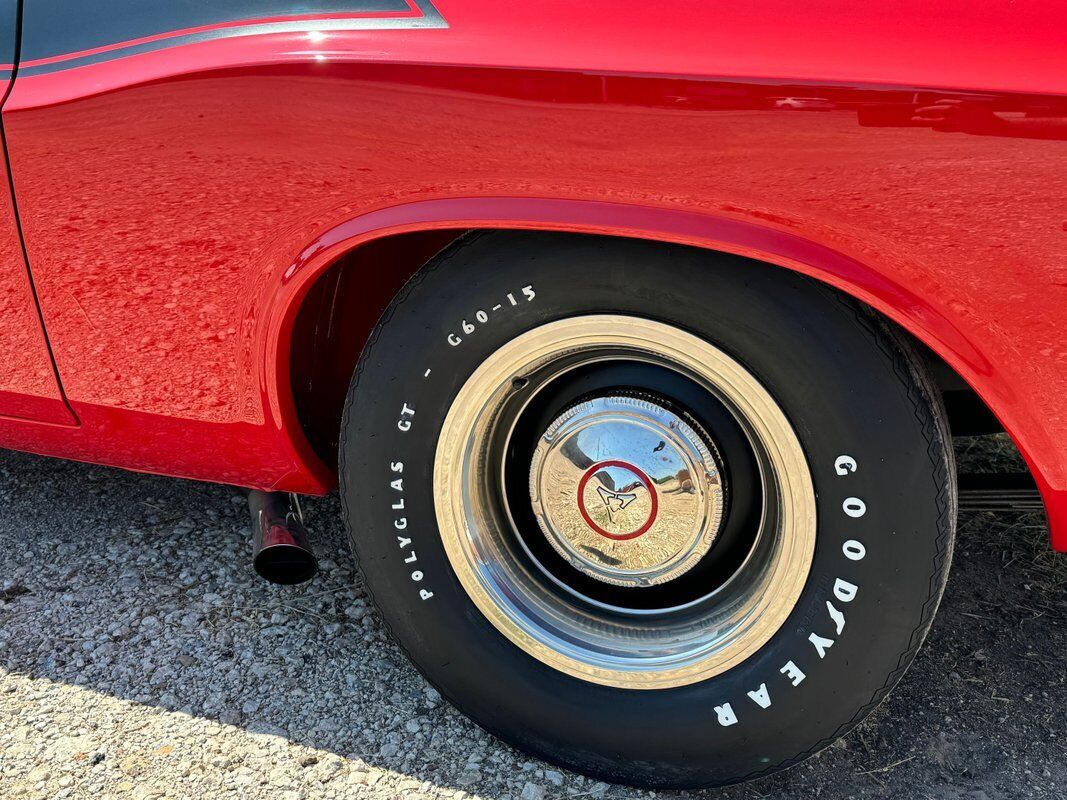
[529,395,726,587]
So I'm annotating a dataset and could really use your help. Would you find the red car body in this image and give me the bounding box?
[0,1,1065,547]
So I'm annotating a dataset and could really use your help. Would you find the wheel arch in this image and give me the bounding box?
[271,197,1060,546]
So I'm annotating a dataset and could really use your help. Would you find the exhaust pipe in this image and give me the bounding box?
[248,490,318,585]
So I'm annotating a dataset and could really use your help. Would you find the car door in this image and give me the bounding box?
[0,0,74,425]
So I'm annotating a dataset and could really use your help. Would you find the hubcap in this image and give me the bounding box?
[529,395,725,587]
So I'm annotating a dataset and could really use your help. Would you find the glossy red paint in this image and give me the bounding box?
[0,4,75,427]
[0,138,75,425]
[0,3,1065,546]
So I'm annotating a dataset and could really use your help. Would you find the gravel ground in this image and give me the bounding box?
[0,437,1064,800]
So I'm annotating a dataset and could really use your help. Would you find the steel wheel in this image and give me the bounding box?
[433,315,816,688]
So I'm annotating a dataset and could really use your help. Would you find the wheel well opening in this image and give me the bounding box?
[911,340,1004,437]
[289,229,1014,478]
[289,229,465,465]
[910,338,1034,491]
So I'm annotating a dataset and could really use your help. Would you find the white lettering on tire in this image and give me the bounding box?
[843,539,867,561]
[834,578,858,602]
[843,497,866,518]
[698,452,874,729]
[390,459,433,601]
[780,660,806,686]
[747,683,772,709]
[808,632,835,658]
[446,284,536,346]
[835,455,857,475]
[714,703,738,727]
[826,601,846,635]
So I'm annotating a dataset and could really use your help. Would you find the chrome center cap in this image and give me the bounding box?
[528,395,726,587]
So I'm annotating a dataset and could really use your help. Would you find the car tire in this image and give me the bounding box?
[340,231,955,788]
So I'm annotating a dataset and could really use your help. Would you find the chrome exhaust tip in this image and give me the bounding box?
[248,490,318,585]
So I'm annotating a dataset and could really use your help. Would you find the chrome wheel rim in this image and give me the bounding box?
[434,315,816,689]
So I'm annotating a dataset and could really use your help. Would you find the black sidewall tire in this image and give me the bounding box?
[341,232,954,788]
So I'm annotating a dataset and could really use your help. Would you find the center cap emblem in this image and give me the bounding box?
[596,485,638,515]
[577,460,659,540]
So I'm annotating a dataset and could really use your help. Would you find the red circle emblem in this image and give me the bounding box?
[576,460,659,541]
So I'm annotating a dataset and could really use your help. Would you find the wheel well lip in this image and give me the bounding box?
[272,196,1062,547]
